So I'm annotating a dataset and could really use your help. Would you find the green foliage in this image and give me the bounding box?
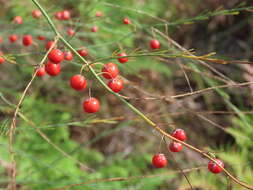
[1,0,253,189]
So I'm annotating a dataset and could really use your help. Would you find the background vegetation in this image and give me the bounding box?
[0,0,253,189]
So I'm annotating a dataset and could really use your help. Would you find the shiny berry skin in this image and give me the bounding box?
[32,10,42,19]
[48,49,64,64]
[91,26,98,32]
[45,61,61,76]
[13,16,23,24]
[108,78,124,93]
[152,154,167,168]
[83,97,100,113]
[45,41,54,50]
[0,56,5,64]
[36,67,46,77]
[67,28,75,36]
[169,142,183,152]
[64,51,73,61]
[9,35,18,43]
[22,35,33,46]
[70,74,87,91]
[150,39,160,49]
[102,62,119,79]
[172,129,187,141]
[61,10,71,20]
[123,18,130,24]
[95,11,103,17]
[117,52,128,63]
[208,159,224,174]
[78,48,88,57]
[37,35,46,40]
[55,11,62,20]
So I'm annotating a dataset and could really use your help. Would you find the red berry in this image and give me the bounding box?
[13,16,23,24]
[45,61,61,76]
[108,78,124,93]
[208,159,224,174]
[22,35,33,46]
[0,56,5,64]
[91,26,98,32]
[172,129,187,141]
[32,10,42,19]
[78,48,88,57]
[152,154,167,168]
[45,41,54,50]
[83,97,100,113]
[64,51,73,61]
[70,74,87,91]
[117,52,128,63]
[169,142,183,152]
[9,35,18,43]
[102,62,119,79]
[61,10,71,20]
[67,28,75,36]
[55,11,62,20]
[36,67,46,77]
[0,36,3,43]
[48,49,64,64]
[37,35,46,41]
[150,39,160,49]
[95,11,103,17]
[123,18,130,24]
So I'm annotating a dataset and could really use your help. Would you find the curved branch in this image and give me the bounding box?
[31,1,253,189]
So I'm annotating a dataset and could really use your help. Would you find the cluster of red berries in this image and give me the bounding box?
[54,10,71,21]
[35,43,130,114]
[0,10,160,65]
[152,129,224,174]
[1,7,226,178]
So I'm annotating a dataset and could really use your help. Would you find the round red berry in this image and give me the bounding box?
[117,52,128,63]
[36,67,46,77]
[150,39,160,49]
[91,26,98,32]
[55,11,62,20]
[78,48,88,57]
[37,35,46,40]
[172,129,187,141]
[61,10,71,20]
[108,78,124,93]
[64,51,73,61]
[67,28,75,36]
[70,74,87,91]
[13,16,23,24]
[32,10,42,19]
[102,62,119,79]
[169,142,183,152]
[123,18,130,24]
[22,35,33,46]
[45,61,61,76]
[152,154,167,168]
[0,56,5,64]
[48,49,64,64]
[0,36,3,43]
[83,97,100,113]
[95,11,103,17]
[45,41,54,50]
[208,159,224,174]
[9,35,18,43]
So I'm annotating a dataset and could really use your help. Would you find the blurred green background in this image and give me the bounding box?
[0,0,253,189]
